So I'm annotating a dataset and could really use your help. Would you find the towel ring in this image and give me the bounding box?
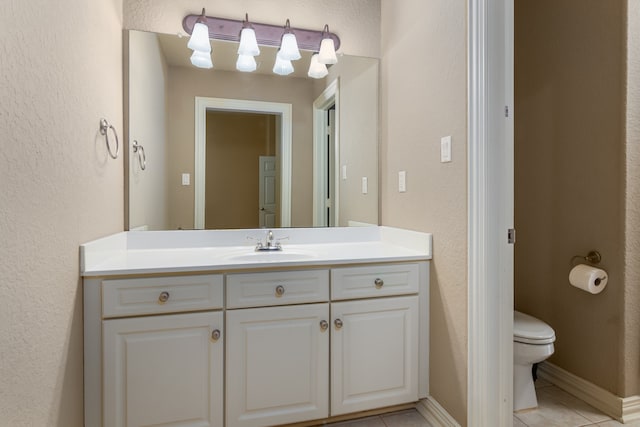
[99,118,119,159]
[132,140,146,170]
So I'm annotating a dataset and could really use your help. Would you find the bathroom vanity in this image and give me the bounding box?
[82,226,431,427]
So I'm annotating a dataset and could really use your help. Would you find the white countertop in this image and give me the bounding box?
[80,226,432,276]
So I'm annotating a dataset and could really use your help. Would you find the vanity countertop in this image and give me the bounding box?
[81,226,432,276]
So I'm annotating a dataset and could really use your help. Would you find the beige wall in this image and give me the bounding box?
[380,0,468,424]
[324,56,380,226]
[124,0,380,58]
[0,0,123,426]
[623,0,640,397]
[127,31,169,230]
[166,67,316,229]
[205,112,276,229]
[514,0,626,395]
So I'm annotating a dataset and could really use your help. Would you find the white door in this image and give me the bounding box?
[331,296,419,415]
[226,303,329,427]
[259,155,277,228]
[103,312,224,427]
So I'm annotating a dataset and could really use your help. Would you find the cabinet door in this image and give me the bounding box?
[103,311,223,427]
[331,296,419,415]
[226,304,329,427]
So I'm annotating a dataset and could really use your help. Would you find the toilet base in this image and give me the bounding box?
[513,363,538,411]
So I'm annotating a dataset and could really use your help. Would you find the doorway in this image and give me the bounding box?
[194,97,292,229]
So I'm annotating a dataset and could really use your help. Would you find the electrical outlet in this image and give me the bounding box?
[441,136,452,163]
[398,171,406,192]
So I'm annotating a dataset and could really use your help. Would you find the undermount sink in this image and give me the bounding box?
[222,249,318,263]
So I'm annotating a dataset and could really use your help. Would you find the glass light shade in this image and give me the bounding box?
[318,38,338,64]
[187,22,211,53]
[238,27,260,56]
[307,53,328,79]
[279,33,301,61]
[236,54,257,72]
[273,52,294,76]
[190,50,213,69]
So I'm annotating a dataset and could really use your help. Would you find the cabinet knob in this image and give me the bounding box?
[275,285,285,296]
[211,329,221,341]
[334,318,343,329]
[158,291,170,303]
[374,278,384,288]
[319,320,329,331]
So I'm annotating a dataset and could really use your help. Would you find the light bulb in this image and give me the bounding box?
[187,22,211,53]
[307,53,328,79]
[318,38,338,64]
[279,33,301,61]
[236,54,257,72]
[238,27,260,56]
[190,50,213,69]
[273,51,294,76]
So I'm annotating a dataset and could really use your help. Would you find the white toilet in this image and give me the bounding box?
[513,310,556,411]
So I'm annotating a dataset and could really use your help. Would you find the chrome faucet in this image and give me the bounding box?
[255,230,282,251]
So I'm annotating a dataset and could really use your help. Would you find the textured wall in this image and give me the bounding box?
[0,0,123,425]
[623,0,640,397]
[128,31,169,230]
[124,0,380,58]
[380,0,468,424]
[514,0,625,395]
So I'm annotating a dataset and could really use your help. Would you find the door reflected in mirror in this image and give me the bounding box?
[125,30,379,230]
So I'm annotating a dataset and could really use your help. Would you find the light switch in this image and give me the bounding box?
[341,165,348,180]
[182,173,190,186]
[398,171,407,192]
[441,136,452,163]
[362,177,368,194]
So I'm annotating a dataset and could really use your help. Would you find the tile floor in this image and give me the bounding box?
[327,409,432,427]
[514,378,640,427]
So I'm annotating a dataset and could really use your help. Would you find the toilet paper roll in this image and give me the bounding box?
[569,264,608,294]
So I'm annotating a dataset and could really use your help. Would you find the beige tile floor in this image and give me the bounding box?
[514,378,640,427]
[327,409,432,427]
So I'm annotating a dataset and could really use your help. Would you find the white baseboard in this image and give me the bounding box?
[538,362,640,423]
[416,397,461,427]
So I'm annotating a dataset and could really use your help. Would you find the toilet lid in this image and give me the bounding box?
[514,311,555,344]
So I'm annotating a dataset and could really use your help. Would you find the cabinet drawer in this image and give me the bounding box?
[102,275,223,318]
[226,270,329,308]
[331,263,419,300]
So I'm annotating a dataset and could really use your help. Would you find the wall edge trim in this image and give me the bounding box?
[537,362,638,422]
[416,397,461,427]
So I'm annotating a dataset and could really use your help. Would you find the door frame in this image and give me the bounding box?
[467,0,514,426]
[194,97,292,229]
[312,79,340,227]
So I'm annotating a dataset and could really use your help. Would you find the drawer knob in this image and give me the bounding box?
[275,285,285,296]
[374,278,384,288]
[334,318,343,329]
[158,291,170,303]
[211,329,221,341]
[320,320,329,331]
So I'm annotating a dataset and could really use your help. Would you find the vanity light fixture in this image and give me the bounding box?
[237,14,260,57]
[182,11,341,76]
[278,19,301,61]
[273,51,294,76]
[307,53,328,79]
[318,25,338,65]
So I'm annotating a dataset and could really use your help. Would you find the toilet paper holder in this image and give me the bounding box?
[571,250,602,266]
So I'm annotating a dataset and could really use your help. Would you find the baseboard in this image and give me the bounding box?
[416,397,461,427]
[538,362,640,423]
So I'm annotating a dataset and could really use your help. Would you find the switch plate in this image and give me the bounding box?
[441,136,452,163]
[182,173,190,186]
[362,177,368,194]
[341,165,348,180]
[398,171,406,192]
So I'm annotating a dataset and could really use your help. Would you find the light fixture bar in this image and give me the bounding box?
[182,14,340,51]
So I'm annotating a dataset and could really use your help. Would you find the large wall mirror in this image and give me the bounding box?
[125,29,379,231]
